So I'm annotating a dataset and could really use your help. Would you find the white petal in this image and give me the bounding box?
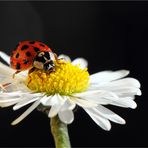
[0,97,20,102]
[0,100,19,107]
[48,94,67,117]
[43,94,64,106]
[58,110,74,124]
[58,54,71,62]
[0,51,10,65]
[73,90,119,105]
[91,77,141,94]
[13,97,40,110]
[0,62,14,76]
[40,95,52,106]
[60,99,76,111]
[70,96,97,108]
[48,105,62,118]
[84,108,111,131]
[75,90,119,99]
[91,77,141,89]
[11,99,41,125]
[0,91,21,97]
[78,88,137,109]
[0,97,21,107]
[0,83,15,92]
[90,86,141,97]
[72,58,88,69]
[113,87,142,97]
[90,70,129,84]
[16,86,33,93]
[112,78,140,88]
[111,97,137,109]
[0,77,29,92]
[18,70,28,77]
[94,105,125,124]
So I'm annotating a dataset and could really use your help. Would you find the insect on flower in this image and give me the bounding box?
[0,45,141,131]
[10,41,59,76]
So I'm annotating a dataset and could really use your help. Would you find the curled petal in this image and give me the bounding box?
[58,54,71,62]
[60,99,76,111]
[48,105,62,118]
[58,110,74,124]
[40,95,53,106]
[72,58,88,69]
[48,94,67,117]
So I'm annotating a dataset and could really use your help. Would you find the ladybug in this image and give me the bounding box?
[10,41,56,75]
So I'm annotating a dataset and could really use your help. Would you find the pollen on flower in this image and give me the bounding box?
[26,61,90,95]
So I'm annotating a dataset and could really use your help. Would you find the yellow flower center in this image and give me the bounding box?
[26,61,90,95]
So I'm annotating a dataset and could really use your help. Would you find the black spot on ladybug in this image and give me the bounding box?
[23,59,29,64]
[34,47,40,52]
[26,51,31,57]
[29,41,35,44]
[39,43,45,47]
[15,53,19,58]
[21,45,29,50]
[16,63,21,70]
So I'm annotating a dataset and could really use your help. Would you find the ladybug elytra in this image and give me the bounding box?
[10,41,56,75]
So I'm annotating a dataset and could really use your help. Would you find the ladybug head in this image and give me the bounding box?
[43,60,55,71]
[33,51,55,71]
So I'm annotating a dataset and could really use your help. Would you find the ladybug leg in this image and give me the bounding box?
[28,67,36,74]
[0,83,11,91]
[13,71,21,78]
[54,53,58,61]
[0,84,6,91]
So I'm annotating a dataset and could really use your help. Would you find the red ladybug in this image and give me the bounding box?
[10,41,52,72]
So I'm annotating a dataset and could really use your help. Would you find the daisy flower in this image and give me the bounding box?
[0,51,141,132]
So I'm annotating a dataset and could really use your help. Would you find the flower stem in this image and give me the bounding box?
[50,116,71,148]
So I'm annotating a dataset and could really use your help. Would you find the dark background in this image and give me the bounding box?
[0,1,147,147]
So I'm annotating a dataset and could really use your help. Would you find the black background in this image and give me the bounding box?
[0,1,147,147]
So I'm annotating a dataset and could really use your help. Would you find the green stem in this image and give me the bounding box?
[50,116,71,148]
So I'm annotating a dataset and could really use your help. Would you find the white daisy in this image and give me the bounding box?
[0,51,141,131]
